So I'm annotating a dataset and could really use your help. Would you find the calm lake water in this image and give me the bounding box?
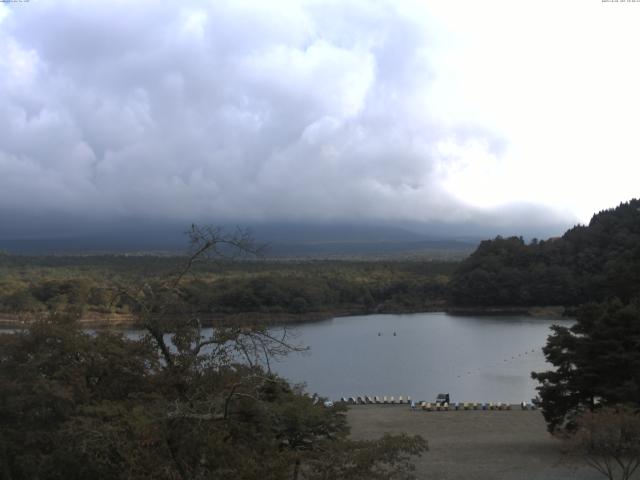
[0,312,570,404]
[268,312,570,404]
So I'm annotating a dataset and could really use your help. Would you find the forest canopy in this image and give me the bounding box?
[0,256,453,323]
[449,199,640,307]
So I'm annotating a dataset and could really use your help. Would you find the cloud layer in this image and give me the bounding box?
[0,0,578,237]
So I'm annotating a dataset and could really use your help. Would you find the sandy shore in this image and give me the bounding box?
[347,405,605,480]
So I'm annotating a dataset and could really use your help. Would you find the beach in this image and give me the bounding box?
[347,405,605,480]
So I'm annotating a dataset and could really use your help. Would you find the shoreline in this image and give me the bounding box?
[446,305,567,318]
[0,310,365,329]
[0,305,567,329]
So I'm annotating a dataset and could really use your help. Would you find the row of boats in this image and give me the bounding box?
[339,394,539,411]
[340,395,410,404]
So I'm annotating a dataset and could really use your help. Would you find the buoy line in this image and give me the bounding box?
[455,348,539,379]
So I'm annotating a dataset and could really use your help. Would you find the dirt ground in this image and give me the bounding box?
[347,405,609,480]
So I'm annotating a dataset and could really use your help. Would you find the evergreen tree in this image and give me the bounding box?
[532,299,640,432]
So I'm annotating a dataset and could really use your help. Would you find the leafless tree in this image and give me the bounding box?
[113,224,305,372]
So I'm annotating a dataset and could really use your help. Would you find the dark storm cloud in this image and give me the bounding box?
[0,0,573,236]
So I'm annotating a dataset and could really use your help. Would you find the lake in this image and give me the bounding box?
[0,312,570,404]
[268,312,570,404]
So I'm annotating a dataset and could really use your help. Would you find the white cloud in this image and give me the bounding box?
[1,0,636,236]
[422,0,640,222]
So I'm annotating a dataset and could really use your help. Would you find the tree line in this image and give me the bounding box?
[449,199,640,307]
[0,256,453,319]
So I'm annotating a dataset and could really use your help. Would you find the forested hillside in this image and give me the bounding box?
[449,199,640,307]
[0,256,453,322]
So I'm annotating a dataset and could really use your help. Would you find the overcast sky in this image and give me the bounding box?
[1,0,639,238]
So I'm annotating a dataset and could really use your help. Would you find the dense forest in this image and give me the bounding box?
[448,199,640,307]
[0,255,453,323]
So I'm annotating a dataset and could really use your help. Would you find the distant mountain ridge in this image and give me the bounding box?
[0,222,479,257]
